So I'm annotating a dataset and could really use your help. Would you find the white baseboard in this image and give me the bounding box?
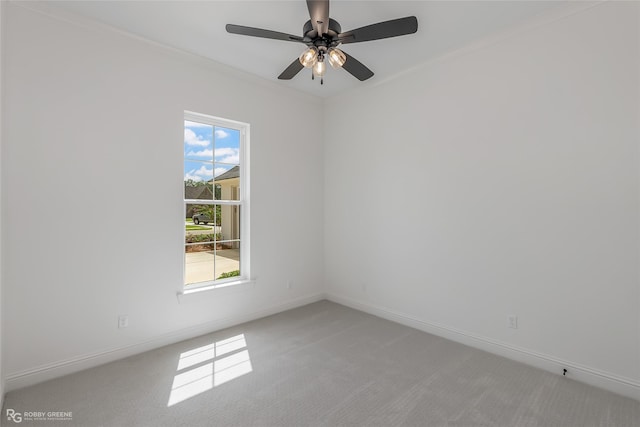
[5,293,325,393]
[326,292,640,402]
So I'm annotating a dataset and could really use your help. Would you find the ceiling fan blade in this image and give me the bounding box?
[342,52,374,81]
[306,0,330,36]
[226,24,305,43]
[338,16,418,44]
[278,58,305,80]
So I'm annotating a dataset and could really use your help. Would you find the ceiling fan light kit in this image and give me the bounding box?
[313,58,326,78]
[226,0,418,85]
[299,47,319,68]
[327,48,346,69]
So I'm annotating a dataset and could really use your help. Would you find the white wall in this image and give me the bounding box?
[0,0,4,407]
[3,3,324,389]
[324,2,640,397]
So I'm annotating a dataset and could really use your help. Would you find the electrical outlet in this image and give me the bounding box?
[118,315,129,329]
[508,315,518,329]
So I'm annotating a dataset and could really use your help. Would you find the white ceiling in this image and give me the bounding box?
[46,0,573,98]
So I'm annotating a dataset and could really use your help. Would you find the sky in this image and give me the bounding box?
[184,120,240,182]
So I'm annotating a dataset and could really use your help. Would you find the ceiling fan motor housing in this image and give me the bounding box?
[303,18,342,50]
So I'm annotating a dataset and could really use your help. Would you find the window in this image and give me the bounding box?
[183,111,249,289]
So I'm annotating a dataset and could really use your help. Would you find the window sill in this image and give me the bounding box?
[177,279,255,303]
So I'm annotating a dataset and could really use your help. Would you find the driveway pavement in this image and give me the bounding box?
[184,248,240,285]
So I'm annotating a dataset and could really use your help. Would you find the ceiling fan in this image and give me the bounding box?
[226,0,418,84]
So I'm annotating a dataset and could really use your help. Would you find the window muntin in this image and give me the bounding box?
[183,112,248,288]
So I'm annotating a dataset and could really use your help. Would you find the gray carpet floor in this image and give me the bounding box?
[2,301,639,427]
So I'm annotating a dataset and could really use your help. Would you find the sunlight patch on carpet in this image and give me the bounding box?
[168,334,253,406]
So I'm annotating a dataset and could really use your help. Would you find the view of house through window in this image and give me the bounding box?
[184,112,248,288]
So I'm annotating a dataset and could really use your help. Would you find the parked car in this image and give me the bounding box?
[192,213,212,225]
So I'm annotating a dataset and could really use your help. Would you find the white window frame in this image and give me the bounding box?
[182,111,250,293]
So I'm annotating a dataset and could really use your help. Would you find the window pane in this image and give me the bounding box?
[184,160,214,191]
[214,164,240,201]
[185,230,216,245]
[216,243,240,280]
[184,177,213,200]
[214,127,240,165]
[184,121,213,162]
[219,204,240,242]
[185,243,216,286]
[186,203,217,227]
